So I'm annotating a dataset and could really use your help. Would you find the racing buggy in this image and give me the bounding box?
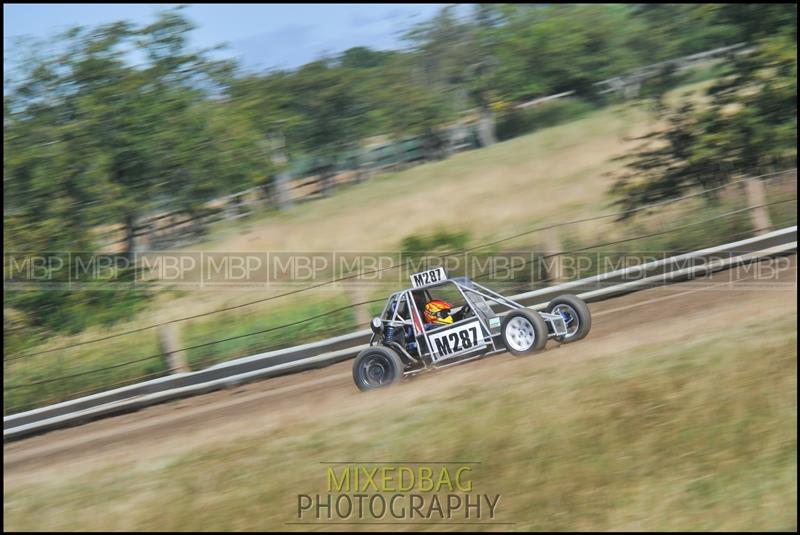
[352,267,592,391]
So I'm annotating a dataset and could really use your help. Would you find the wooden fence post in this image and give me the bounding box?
[544,228,565,283]
[349,283,373,328]
[745,177,772,235]
[274,171,293,210]
[477,108,497,147]
[159,324,190,374]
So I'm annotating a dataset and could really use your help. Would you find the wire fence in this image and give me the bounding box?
[4,298,386,391]
[473,198,797,282]
[6,198,796,394]
[4,170,797,412]
[8,168,795,362]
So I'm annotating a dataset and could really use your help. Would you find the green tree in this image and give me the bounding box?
[492,5,644,101]
[3,8,267,336]
[339,46,395,69]
[611,34,797,215]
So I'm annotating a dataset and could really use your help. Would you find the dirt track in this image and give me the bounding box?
[4,255,797,485]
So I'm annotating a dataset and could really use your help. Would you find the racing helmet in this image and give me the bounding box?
[424,299,454,325]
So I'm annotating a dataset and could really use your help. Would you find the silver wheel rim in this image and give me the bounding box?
[553,304,580,338]
[505,316,536,352]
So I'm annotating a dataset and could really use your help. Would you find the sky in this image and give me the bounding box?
[4,3,460,72]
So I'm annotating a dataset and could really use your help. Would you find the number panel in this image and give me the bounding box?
[428,320,487,361]
[410,267,447,288]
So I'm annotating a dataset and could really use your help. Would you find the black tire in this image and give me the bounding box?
[352,346,405,391]
[546,294,592,343]
[501,309,548,356]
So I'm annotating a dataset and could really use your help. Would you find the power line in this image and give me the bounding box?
[6,197,796,406]
[473,197,797,282]
[5,298,383,376]
[7,169,796,360]
[8,197,796,389]
[463,170,795,253]
[551,198,796,257]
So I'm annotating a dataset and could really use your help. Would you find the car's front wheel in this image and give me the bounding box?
[352,346,405,391]
[501,309,548,356]
[546,294,592,343]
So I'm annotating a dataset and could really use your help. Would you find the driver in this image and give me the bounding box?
[423,299,455,329]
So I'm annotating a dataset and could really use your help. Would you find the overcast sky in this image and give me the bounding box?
[4,3,464,72]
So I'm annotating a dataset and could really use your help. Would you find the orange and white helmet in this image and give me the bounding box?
[424,299,454,325]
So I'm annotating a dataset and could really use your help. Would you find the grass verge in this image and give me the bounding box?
[181,293,358,370]
[4,305,796,531]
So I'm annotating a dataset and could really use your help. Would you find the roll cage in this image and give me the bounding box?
[370,276,558,367]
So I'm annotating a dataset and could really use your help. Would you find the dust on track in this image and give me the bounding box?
[4,255,796,484]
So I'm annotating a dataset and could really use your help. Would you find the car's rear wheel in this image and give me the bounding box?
[353,346,405,391]
[546,294,592,343]
[501,309,548,355]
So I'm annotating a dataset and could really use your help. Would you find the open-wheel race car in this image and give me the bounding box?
[352,267,592,391]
